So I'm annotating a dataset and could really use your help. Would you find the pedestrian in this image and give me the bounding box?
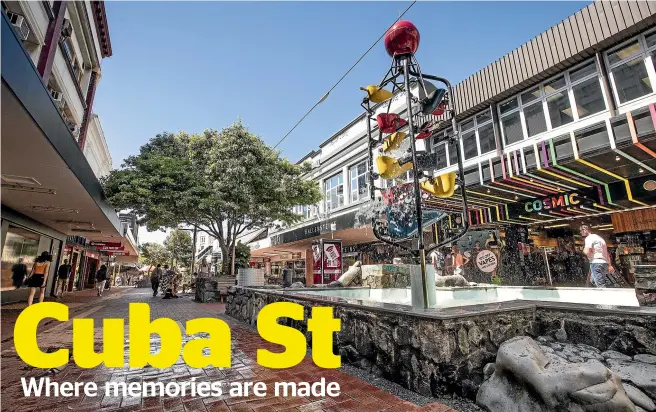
[161,264,174,299]
[580,224,627,288]
[282,263,292,288]
[428,246,443,277]
[11,257,27,289]
[151,264,162,297]
[96,265,108,296]
[449,245,468,276]
[55,259,72,298]
[25,251,52,306]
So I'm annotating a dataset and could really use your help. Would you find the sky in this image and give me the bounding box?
[93,1,589,244]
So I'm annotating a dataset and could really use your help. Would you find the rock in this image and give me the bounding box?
[635,354,656,365]
[435,274,469,287]
[483,362,495,378]
[477,336,635,412]
[537,336,554,344]
[602,350,633,361]
[290,282,305,288]
[606,359,656,399]
[555,328,568,342]
[549,342,563,351]
[624,384,656,411]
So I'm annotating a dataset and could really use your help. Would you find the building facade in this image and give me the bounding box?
[250,1,656,286]
[1,2,136,303]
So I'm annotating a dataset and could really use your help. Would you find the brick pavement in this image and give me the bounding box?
[0,288,456,412]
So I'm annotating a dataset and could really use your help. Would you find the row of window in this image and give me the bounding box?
[430,29,656,170]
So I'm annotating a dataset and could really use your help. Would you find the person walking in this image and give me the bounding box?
[151,264,162,297]
[282,263,292,288]
[580,224,627,288]
[161,264,174,299]
[11,257,27,289]
[55,259,72,298]
[450,245,468,276]
[25,251,52,305]
[171,268,181,298]
[95,265,108,296]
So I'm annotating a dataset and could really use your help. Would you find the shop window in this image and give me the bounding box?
[572,77,605,119]
[611,116,631,145]
[524,102,547,136]
[349,160,369,203]
[462,130,477,160]
[324,173,344,213]
[524,147,537,171]
[575,123,609,156]
[463,166,479,187]
[1,225,40,291]
[492,159,503,179]
[481,163,491,182]
[553,135,574,161]
[434,143,447,170]
[606,36,654,105]
[478,123,496,155]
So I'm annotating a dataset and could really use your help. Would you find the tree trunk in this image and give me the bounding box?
[221,251,230,277]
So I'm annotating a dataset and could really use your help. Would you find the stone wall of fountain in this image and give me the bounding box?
[226,285,656,406]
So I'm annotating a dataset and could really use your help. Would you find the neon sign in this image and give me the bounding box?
[524,193,580,213]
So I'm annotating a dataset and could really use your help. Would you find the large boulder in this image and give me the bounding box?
[477,336,635,412]
[435,274,469,287]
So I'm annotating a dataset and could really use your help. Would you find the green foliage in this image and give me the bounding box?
[164,229,193,269]
[102,121,322,275]
[138,242,171,269]
[235,242,251,269]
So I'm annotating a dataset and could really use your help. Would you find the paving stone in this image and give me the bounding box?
[0,288,455,412]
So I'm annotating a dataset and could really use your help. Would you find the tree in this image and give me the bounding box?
[139,242,171,272]
[235,242,251,269]
[102,121,322,275]
[164,229,193,269]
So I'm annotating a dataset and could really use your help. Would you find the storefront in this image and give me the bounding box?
[0,208,65,304]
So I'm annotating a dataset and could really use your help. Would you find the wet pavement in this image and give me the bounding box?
[0,288,456,411]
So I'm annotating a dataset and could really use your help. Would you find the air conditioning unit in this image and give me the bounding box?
[69,123,80,138]
[7,11,30,41]
[49,89,62,102]
[56,95,67,110]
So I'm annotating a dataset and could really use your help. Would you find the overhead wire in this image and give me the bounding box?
[273,0,418,150]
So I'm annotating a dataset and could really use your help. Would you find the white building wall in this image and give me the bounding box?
[83,114,112,178]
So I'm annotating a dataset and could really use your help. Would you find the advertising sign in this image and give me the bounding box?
[475,250,498,273]
[312,239,342,284]
[97,246,125,251]
[90,241,123,248]
[105,251,130,256]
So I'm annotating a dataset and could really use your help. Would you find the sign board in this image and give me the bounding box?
[90,241,123,248]
[97,246,125,251]
[105,251,130,256]
[312,239,342,284]
[475,250,498,273]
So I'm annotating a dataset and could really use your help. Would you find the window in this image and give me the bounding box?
[199,236,206,246]
[324,173,344,213]
[606,35,655,105]
[432,128,458,168]
[349,161,369,202]
[62,37,83,84]
[498,58,606,144]
[434,143,447,170]
[458,108,496,160]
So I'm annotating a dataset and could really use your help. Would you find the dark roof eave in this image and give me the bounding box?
[91,1,112,58]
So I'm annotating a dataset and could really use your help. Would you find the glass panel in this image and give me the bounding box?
[544,76,566,94]
[547,91,574,128]
[608,41,642,65]
[499,98,519,114]
[462,131,478,160]
[1,225,41,291]
[448,140,459,165]
[575,123,609,155]
[435,144,447,170]
[501,111,523,145]
[478,123,496,154]
[524,147,537,170]
[611,56,653,103]
[461,118,475,132]
[646,32,656,49]
[570,61,597,82]
[521,87,541,104]
[573,77,606,118]
[524,102,547,137]
[476,109,492,124]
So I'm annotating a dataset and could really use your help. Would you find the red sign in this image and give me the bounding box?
[90,241,123,247]
[312,239,342,284]
[98,246,125,251]
[85,252,98,260]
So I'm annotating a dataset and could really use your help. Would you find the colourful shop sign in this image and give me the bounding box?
[524,192,581,213]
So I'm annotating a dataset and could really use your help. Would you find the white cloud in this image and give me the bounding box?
[138,226,169,245]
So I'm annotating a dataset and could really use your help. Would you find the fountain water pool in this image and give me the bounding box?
[299,285,640,307]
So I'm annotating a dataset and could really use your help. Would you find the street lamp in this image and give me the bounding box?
[363,20,470,309]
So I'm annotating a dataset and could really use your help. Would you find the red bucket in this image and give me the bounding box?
[377,113,408,133]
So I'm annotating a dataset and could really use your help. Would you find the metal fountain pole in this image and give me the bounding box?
[401,57,429,308]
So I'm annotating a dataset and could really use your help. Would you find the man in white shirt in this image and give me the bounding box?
[580,225,626,288]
